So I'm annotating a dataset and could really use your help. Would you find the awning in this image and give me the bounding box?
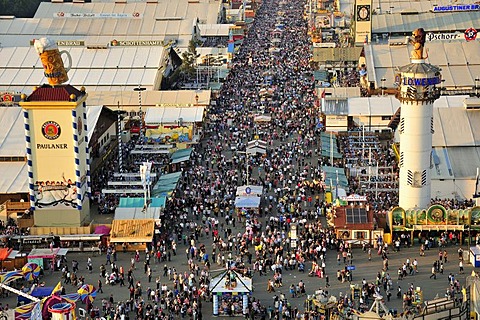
[234,196,261,208]
[171,155,191,164]
[7,250,19,259]
[59,234,101,242]
[236,185,263,196]
[152,172,182,197]
[110,219,155,243]
[57,248,69,256]
[114,207,163,220]
[119,197,166,208]
[0,248,12,261]
[209,270,252,294]
[28,248,61,258]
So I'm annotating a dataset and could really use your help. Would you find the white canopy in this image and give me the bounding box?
[234,196,261,208]
[236,185,263,197]
[114,207,162,220]
[0,46,167,93]
[209,270,252,294]
[144,106,205,125]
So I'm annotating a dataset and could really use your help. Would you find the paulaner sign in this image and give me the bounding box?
[36,143,68,149]
[432,4,480,12]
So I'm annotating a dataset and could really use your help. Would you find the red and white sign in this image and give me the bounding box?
[464,27,478,41]
[341,194,368,202]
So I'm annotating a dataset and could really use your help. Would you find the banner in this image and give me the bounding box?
[55,12,142,19]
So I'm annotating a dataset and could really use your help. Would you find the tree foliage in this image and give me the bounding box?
[0,0,46,18]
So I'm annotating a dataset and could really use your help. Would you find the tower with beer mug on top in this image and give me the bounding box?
[19,37,91,227]
[395,28,442,210]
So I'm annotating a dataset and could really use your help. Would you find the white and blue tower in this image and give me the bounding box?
[20,85,91,227]
[396,29,442,210]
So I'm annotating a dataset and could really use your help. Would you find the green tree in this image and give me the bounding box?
[0,0,46,18]
[179,39,199,78]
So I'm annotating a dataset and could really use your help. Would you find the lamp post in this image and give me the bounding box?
[237,151,250,186]
[134,85,146,140]
[381,77,386,96]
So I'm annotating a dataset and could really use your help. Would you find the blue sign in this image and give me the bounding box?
[433,4,480,12]
[347,265,356,271]
[402,76,441,86]
[245,187,252,194]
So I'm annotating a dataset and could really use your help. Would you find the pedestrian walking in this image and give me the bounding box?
[97,279,104,293]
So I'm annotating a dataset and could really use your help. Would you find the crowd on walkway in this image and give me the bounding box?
[2,0,476,319]
[82,0,476,317]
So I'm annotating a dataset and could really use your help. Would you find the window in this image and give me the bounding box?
[346,208,368,223]
[355,231,365,239]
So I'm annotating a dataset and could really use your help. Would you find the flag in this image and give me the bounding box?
[52,281,62,294]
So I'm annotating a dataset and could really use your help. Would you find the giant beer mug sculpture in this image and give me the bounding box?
[34,37,72,86]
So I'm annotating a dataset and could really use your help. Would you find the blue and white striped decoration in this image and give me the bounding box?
[83,102,91,198]
[118,109,123,173]
[23,111,35,210]
[71,109,82,210]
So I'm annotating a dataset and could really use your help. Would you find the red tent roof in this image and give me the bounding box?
[26,84,84,102]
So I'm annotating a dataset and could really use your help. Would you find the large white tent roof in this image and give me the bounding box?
[372,0,463,14]
[373,11,480,34]
[364,42,480,89]
[432,107,480,147]
[0,162,29,194]
[199,24,234,37]
[87,90,211,109]
[0,18,195,46]
[339,0,458,15]
[0,107,24,157]
[0,46,166,93]
[0,105,104,194]
[33,0,222,25]
[144,106,205,125]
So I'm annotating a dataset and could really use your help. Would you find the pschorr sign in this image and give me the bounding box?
[432,4,480,12]
[426,32,462,41]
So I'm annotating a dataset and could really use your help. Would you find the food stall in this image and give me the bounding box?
[210,270,252,317]
[109,219,155,251]
[27,248,68,270]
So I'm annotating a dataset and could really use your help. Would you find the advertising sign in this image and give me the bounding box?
[28,105,88,209]
[432,4,480,12]
[55,12,142,19]
[464,28,478,41]
[354,0,372,44]
[110,40,163,46]
[426,32,462,42]
[29,40,85,46]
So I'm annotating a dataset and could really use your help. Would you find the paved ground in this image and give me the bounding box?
[3,209,474,319]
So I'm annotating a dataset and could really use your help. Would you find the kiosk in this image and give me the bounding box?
[210,270,252,317]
